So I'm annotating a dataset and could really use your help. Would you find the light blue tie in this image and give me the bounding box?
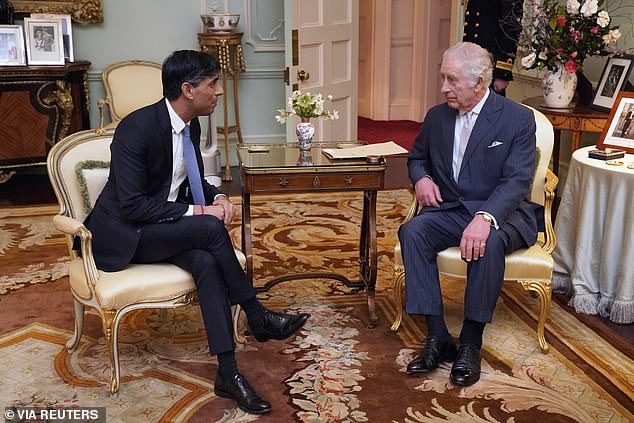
[182,125,206,205]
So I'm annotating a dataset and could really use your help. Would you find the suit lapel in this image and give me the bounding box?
[441,105,457,178]
[460,90,502,173]
[157,99,174,171]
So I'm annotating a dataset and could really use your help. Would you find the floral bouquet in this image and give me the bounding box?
[519,0,622,74]
[275,90,339,124]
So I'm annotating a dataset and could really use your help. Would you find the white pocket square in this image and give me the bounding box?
[487,141,504,148]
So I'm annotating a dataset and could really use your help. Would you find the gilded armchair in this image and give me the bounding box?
[47,129,246,397]
[391,107,558,354]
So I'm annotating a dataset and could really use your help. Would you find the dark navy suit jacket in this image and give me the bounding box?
[408,90,539,246]
[83,99,223,272]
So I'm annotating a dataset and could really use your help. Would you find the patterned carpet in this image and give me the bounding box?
[0,191,632,422]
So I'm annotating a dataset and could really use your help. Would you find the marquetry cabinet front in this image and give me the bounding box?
[0,61,90,169]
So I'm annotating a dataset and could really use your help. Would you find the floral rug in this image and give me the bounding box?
[0,192,632,422]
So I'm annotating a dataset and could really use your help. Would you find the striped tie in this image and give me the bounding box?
[454,112,473,182]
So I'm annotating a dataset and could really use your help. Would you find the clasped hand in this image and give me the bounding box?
[195,197,236,225]
[415,178,490,261]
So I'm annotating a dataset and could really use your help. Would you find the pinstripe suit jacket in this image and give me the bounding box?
[408,90,539,246]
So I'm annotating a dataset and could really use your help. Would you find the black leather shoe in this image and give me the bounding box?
[407,336,457,375]
[214,373,272,414]
[249,310,310,342]
[450,344,481,386]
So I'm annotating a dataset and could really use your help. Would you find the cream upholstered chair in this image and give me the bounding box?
[97,60,163,129]
[47,129,246,397]
[390,107,558,354]
[97,60,222,186]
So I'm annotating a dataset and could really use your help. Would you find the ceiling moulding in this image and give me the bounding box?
[244,0,284,52]
[13,0,103,24]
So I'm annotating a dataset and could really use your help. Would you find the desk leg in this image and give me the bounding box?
[241,191,253,281]
[360,190,379,328]
[552,129,561,177]
[571,131,581,152]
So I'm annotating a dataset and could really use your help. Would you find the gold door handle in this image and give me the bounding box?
[297,69,310,81]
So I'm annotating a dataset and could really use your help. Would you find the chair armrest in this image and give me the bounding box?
[53,215,100,289]
[403,185,419,223]
[542,169,559,254]
[97,98,111,129]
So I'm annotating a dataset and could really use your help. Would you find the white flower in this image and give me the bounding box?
[566,0,580,14]
[327,95,333,100]
[597,10,610,27]
[275,114,286,124]
[521,52,536,68]
[332,110,339,120]
[539,50,548,61]
[580,0,598,17]
[602,28,621,44]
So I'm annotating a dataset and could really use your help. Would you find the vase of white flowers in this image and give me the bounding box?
[275,90,339,150]
[519,0,622,108]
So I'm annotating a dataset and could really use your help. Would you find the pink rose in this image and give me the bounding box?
[556,15,567,27]
[570,51,578,58]
[564,60,577,73]
[591,27,599,34]
[571,31,581,43]
[556,48,564,54]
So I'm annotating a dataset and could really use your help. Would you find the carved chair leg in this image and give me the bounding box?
[101,308,121,397]
[232,305,247,345]
[521,280,552,354]
[66,299,85,352]
[391,267,406,332]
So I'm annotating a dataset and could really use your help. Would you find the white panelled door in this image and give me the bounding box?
[284,0,358,142]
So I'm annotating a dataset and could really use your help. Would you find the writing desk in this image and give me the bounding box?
[238,143,386,326]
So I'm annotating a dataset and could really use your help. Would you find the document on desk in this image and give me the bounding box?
[322,141,408,159]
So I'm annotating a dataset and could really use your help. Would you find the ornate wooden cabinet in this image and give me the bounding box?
[0,61,90,181]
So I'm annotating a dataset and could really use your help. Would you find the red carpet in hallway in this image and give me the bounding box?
[357,116,421,151]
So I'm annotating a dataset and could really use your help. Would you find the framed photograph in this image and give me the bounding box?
[0,25,26,66]
[591,55,634,112]
[31,14,74,61]
[597,92,634,153]
[24,17,65,65]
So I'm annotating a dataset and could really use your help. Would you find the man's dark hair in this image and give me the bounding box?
[162,50,221,101]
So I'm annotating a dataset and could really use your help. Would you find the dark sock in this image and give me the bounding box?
[217,351,239,379]
[241,296,266,323]
[424,314,450,338]
[458,319,486,348]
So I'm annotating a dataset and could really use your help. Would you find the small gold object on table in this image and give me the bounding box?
[198,32,245,182]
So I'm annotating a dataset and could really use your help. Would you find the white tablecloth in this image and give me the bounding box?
[553,146,634,324]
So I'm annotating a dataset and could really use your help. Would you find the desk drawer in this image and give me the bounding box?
[246,172,383,193]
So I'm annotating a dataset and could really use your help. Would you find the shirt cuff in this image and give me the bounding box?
[184,205,194,216]
[476,211,499,230]
[214,194,228,201]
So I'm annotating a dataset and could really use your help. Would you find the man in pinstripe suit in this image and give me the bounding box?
[399,42,538,386]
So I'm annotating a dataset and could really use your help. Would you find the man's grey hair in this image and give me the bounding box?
[443,42,493,88]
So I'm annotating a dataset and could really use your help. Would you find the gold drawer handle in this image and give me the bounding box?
[279,177,289,186]
[345,176,354,185]
[313,176,320,187]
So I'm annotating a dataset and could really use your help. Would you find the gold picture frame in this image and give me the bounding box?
[13,0,103,24]
[597,92,634,154]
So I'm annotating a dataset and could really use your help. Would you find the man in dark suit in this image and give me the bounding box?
[84,50,308,414]
[399,42,537,386]
[463,0,524,96]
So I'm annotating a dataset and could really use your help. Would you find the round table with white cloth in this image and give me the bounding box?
[553,145,634,324]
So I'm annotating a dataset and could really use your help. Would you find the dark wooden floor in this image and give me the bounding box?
[1,165,632,346]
